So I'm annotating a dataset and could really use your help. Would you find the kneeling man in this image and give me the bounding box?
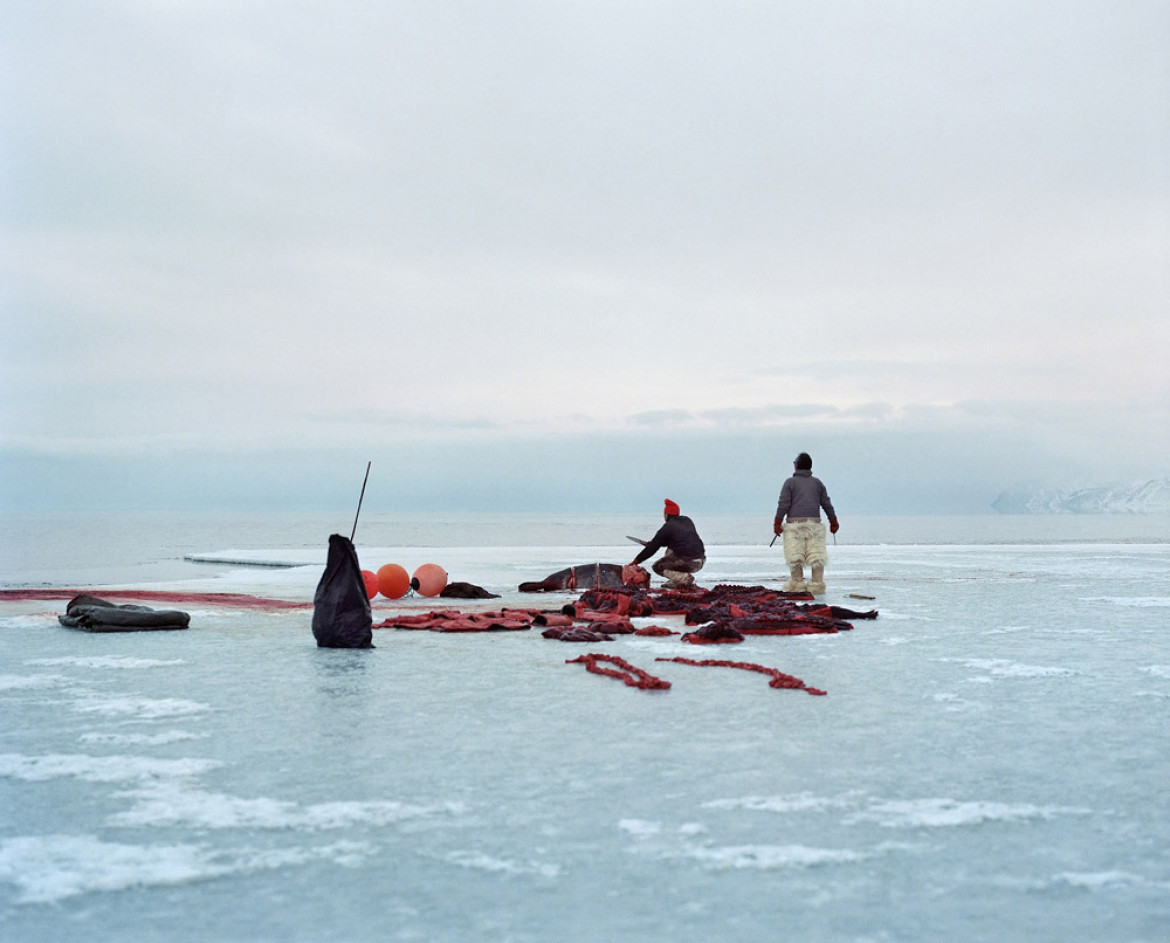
[631,499,705,589]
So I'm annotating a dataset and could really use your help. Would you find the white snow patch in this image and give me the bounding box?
[111,780,465,830]
[0,674,73,691]
[27,656,184,669]
[704,793,847,814]
[1049,870,1148,890]
[0,753,218,784]
[618,818,662,837]
[851,798,1089,828]
[445,851,560,878]
[0,834,224,903]
[943,658,1077,678]
[72,694,210,719]
[0,834,371,904]
[79,730,208,746]
[0,615,58,630]
[675,844,867,870]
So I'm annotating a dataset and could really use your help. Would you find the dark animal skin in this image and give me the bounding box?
[439,581,500,599]
[519,563,649,593]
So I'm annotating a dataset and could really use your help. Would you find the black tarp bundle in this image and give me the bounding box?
[312,534,373,648]
[59,594,190,632]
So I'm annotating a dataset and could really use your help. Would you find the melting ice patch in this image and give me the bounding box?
[618,819,709,839]
[79,730,208,746]
[3,673,208,719]
[0,614,58,630]
[0,673,74,691]
[1134,666,1170,698]
[849,798,1089,828]
[702,793,1089,830]
[704,793,849,814]
[445,851,560,878]
[1048,871,1147,890]
[618,819,663,837]
[72,693,210,719]
[0,753,219,784]
[1002,870,1163,893]
[942,658,1077,678]
[672,844,868,870]
[0,834,372,904]
[110,779,465,830]
[0,834,224,904]
[927,692,988,713]
[27,656,185,669]
[1,753,464,836]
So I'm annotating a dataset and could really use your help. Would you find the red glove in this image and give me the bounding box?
[829,519,840,534]
[773,518,783,536]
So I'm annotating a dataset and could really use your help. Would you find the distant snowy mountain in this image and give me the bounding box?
[992,479,1170,514]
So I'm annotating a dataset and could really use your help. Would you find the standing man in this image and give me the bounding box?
[631,499,706,589]
[774,453,839,594]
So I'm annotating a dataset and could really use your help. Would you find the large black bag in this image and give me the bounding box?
[312,534,373,648]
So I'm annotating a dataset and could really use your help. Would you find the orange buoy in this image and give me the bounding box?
[376,563,411,599]
[411,563,448,597]
[360,569,379,600]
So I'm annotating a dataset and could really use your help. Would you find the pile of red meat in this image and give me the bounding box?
[371,583,876,644]
[566,583,877,644]
[373,608,568,633]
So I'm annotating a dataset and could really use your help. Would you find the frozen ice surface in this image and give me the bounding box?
[1,512,1168,941]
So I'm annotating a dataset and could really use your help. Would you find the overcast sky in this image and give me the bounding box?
[2,1,1168,514]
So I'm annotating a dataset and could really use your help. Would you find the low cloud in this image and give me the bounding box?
[4,395,1166,514]
[628,409,695,427]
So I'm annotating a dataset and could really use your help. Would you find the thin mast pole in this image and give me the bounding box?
[350,461,371,542]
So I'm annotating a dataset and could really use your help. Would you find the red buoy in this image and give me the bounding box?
[411,563,448,597]
[360,569,379,600]
[376,563,410,599]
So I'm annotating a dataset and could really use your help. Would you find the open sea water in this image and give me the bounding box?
[1,510,1168,942]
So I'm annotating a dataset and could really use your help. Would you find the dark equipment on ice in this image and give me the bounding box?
[312,534,374,648]
[58,594,190,632]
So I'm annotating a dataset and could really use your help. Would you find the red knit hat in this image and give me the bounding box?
[664,499,680,516]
